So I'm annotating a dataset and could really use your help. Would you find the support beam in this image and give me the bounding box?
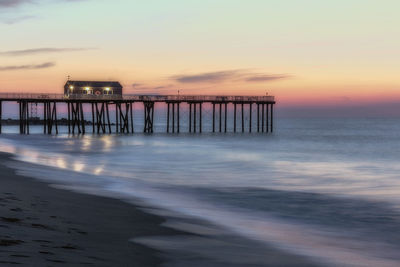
[219,103,222,133]
[224,103,227,133]
[68,102,85,135]
[53,102,58,134]
[102,103,106,133]
[241,103,244,133]
[80,102,85,134]
[118,103,122,133]
[270,104,274,133]
[172,103,175,133]
[67,102,71,134]
[95,102,108,134]
[189,103,192,133]
[115,102,119,133]
[262,104,265,133]
[92,103,95,133]
[43,102,47,134]
[194,103,197,133]
[123,102,130,133]
[130,101,134,133]
[0,101,2,134]
[19,101,29,134]
[212,103,215,133]
[167,103,170,133]
[266,103,269,133]
[234,103,237,133]
[199,103,202,133]
[143,101,154,133]
[249,103,252,133]
[257,103,260,132]
[106,103,112,133]
[26,102,29,134]
[177,102,180,133]
[19,102,22,134]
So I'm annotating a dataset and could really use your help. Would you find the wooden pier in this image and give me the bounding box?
[0,93,275,135]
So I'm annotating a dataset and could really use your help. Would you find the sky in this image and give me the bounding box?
[0,0,399,115]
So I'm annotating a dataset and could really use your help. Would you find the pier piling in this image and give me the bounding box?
[143,101,154,133]
[0,94,275,135]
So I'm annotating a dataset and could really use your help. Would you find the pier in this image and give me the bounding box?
[0,93,275,134]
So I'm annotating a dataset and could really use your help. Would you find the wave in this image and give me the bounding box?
[2,134,400,266]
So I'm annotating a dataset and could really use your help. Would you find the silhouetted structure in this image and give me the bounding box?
[64,81,122,97]
[0,94,275,135]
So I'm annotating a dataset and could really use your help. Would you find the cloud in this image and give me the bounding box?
[245,74,290,82]
[132,83,174,91]
[171,70,290,84]
[0,0,31,8]
[1,15,36,24]
[132,83,143,88]
[0,47,96,56]
[0,0,87,8]
[153,85,173,90]
[0,62,55,71]
[171,70,243,83]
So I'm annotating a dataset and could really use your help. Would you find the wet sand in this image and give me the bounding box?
[0,152,182,266]
[0,150,323,267]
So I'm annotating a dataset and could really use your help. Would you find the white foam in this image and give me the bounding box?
[2,136,400,267]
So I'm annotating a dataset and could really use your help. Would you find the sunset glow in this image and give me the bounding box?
[0,0,399,110]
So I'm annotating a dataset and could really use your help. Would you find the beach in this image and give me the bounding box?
[0,141,323,267]
[1,119,400,267]
[0,152,182,266]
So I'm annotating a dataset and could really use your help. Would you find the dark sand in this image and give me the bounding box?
[0,151,322,267]
[0,153,183,266]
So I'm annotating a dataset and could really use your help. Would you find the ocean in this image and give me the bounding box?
[1,117,400,266]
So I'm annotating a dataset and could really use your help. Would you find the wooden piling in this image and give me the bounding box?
[257,103,260,132]
[0,94,275,135]
[91,103,95,133]
[143,101,154,133]
[262,104,265,133]
[193,103,197,132]
[167,103,170,133]
[249,103,252,133]
[241,103,244,133]
[270,104,274,133]
[212,103,215,133]
[54,102,58,134]
[189,103,192,133]
[199,103,202,133]
[172,103,175,133]
[67,102,71,134]
[266,103,269,133]
[106,103,112,133]
[80,102,85,134]
[219,103,222,132]
[224,103,227,133]
[130,102,134,133]
[177,102,180,133]
[0,101,2,134]
[234,103,237,133]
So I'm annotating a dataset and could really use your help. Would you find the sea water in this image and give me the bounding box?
[1,118,400,266]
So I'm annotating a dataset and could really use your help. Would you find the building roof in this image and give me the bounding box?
[65,81,122,88]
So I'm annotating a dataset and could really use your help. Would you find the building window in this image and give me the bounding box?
[104,87,113,95]
[84,87,93,94]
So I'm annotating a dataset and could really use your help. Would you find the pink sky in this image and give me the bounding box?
[0,0,399,116]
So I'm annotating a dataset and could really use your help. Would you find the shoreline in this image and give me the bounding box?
[0,148,323,267]
[0,152,184,266]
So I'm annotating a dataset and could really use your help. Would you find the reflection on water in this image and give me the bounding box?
[1,118,400,266]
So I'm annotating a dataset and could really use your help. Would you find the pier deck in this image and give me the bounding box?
[0,93,275,134]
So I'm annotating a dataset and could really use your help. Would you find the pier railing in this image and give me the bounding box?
[0,93,274,102]
[0,92,275,134]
